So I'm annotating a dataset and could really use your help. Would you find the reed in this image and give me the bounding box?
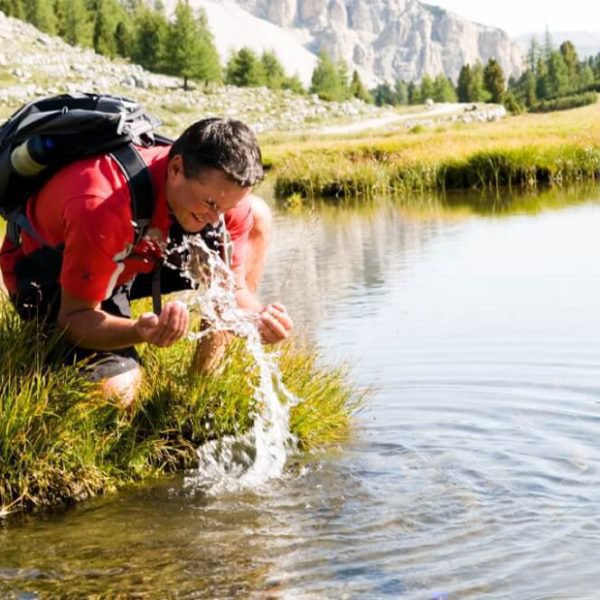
[0,300,362,517]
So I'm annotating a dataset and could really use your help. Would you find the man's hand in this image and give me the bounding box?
[257,303,293,344]
[135,300,189,347]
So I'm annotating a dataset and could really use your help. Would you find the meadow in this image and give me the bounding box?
[261,100,600,202]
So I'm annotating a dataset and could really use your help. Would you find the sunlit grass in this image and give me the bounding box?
[262,101,600,200]
[0,300,363,517]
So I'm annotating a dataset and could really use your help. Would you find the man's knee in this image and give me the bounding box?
[101,366,142,408]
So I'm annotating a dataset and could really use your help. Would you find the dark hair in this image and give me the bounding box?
[168,118,263,187]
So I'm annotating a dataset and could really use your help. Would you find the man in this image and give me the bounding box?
[0,118,293,405]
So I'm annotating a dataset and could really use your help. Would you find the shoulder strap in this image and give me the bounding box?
[109,144,154,247]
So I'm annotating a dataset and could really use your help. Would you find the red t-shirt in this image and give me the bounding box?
[0,145,252,302]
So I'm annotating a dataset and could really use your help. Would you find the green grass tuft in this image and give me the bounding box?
[0,301,362,517]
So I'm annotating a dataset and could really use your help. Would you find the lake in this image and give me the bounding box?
[2,186,600,598]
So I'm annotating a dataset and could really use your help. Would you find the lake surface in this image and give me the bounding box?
[2,186,600,598]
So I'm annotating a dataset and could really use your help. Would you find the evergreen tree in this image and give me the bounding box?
[559,40,579,83]
[349,70,372,103]
[132,5,168,72]
[483,58,506,103]
[261,50,286,90]
[0,0,25,19]
[432,74,457,102]
[578,64,594,89]
[527,36,540,72]
[543,28,554,60]
[457,64,473,102]
[407,81,418,104]
[546,50,569,97]
[535,57,550,100]
[24,0,57,34]
[394,79,408,105]
[61,0,93,47]
[91,0,121,57]
[225,47,266,87]
[115,19,135,58]
[194,8,222,83]
[336,59,350,100]
[164,1,222,89]
[419,74,435,102]
[372,82,395,106]
[471,62,488,101]
[310,50,347,101]
[282,74,305,95]
[522,70,538,107]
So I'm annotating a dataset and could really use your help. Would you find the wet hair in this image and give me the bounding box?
[168,118,264,187]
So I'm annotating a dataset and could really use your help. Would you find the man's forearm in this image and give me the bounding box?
[235,286,263,313]
[58,309,143,350]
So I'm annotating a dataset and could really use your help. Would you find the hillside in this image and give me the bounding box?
[0,11,381,137]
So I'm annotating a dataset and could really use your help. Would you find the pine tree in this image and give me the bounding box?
[372,82,395,106]
[547,50,569,97]
[24,0,57,34]
[225,47,266,87]
[483,58,506,103]
[535,57,550,100]
[559,40,579,86]
[164,1,222,89]
[543,28,554,60]
[261,50,286,90]
[394,79,408,105]
[92,0,121,58]
[0,0,25,19]
[432,74,457,102]
[131,5,168,72]
[115,19,134,58]
[349,70,372,103]
[194,8,222,83]
[457,64,473,102]
[407,81,418,104]
[419,74,436,102]
[61,0,93,47]
[527,36,540,72]
[282,74,305,95]
[578,64,594,89]
[310,50,347,101]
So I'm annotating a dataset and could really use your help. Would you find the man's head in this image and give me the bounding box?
[166,118,263,232]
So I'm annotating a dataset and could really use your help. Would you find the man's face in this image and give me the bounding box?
[165,155,251,233]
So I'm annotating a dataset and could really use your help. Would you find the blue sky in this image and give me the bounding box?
[428,1,599,35]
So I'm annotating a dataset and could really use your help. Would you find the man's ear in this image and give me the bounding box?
[167,154,184,179]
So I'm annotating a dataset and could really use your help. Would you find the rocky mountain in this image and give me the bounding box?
[181,0,524,86]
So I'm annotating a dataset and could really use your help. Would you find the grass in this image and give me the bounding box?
[261,100,600,201]
[0,299,363,517]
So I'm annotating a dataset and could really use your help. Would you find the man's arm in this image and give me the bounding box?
[58,290,189,350]
[232,264,293,344]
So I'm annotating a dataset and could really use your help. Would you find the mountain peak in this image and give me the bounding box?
[180,0,524,85]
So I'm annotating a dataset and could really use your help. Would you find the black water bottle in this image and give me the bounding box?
[10,136,57,177]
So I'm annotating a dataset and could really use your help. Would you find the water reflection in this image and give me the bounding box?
[259,184,600,339]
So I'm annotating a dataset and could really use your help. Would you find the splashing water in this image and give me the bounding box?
[167,225,299,494]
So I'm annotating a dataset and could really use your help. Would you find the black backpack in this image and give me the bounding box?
[0,92,170,247]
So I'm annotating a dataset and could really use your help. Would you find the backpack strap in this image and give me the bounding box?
[109,144,154,247]
[110,143,162,314]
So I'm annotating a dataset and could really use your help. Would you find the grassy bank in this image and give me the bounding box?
[0,300,362,517]
[262,101,600,201]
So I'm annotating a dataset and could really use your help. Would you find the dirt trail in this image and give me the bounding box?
[316,103,466,135]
